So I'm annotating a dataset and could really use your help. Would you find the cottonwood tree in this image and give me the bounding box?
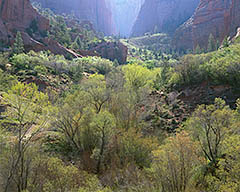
[152,131,203,192]
[0,82,52,192]
[81,74,111,113]
[185,98,236,166]
[90,111,116,173]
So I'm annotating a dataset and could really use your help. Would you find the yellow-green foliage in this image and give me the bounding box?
[151,131,203,192]
[122,64,160,91]
[169,44,240,87]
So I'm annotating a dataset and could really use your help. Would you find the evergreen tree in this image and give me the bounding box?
[70,41,79,50]
[216,39,220,50]
[207,33,216,52]
[12,31,24,54]
[70,36,82,50]
[194,44,201,54]
[222,36,230,48]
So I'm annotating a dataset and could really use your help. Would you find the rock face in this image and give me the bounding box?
[91,41,128,64]
[0,0,79,58]
[0,0,49,44]
[33,0,114,35]
[78,41,128,64]
[174,0,240,50]
[131,0,199,37]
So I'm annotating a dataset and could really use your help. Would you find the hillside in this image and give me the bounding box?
[32,0,114,35]
[1,0,240,192]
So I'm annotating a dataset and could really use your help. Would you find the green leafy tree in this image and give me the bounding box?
[12,32,24,54]
[205,135,240,192]
[28,156,109,192]
[90,111,116,173]
[222,36,230,48]
[0,82,52,192]
[152,131,203,192]
[122,64,153,92]
[185,98,236,166]
[82,74,110,113]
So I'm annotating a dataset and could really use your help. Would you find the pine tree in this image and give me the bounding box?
[194,44,201,54]
[12,31,24,54]
[207,33,216,52]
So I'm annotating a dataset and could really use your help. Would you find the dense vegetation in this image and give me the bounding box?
[1,5,240,191]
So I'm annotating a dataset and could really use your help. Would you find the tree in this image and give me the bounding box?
[70,40,79,51]
[12,32,24,54]
[27,156,109,192]
[70,35,83,50]
[152,131,203,192]
[0,82,52,192]
[194,44,201,54]
[122,64,153,92]
[185,98,236,166]
[90,111,116,173]
[222,36,230,48]
[82,74,110,113]
[50,16,71,47]
[205,135,240,192]
[207,33,216,52]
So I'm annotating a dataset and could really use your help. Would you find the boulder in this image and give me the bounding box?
[91,41,128,64]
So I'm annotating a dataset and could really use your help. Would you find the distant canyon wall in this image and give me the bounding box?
[131,0,200,37]
[34,0,114,35]
[108,0,144,37]
[174,0,240,50]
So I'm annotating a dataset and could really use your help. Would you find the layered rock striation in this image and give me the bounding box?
[174,0,240,50]
[131,0,199,37]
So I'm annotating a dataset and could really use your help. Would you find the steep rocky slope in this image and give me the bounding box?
[0,0,49,44]
[174,0,240,50]
[33,0,114,35]
[131,0,199,37]
[0,0,79,57]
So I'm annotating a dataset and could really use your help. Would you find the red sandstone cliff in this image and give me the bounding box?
[0,0,79,57]
[174,0,240,50]
[33,0,114,35]
[131,0,199,37]
[0,0,49,43]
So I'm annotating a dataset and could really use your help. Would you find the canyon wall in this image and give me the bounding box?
[0,0,49,44]
[174,0,240,50]
[108,0,144,37]
[131,0,200,37]
[34,0,114,35]
[0,0,79,57]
